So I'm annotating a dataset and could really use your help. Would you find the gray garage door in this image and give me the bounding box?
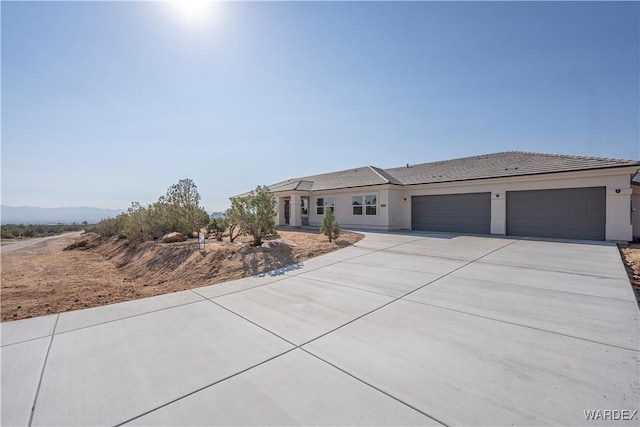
[506,187,605,240]
[412,193,491,234]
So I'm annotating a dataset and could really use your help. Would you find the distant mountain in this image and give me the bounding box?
[1,205,124,225]
[209,211,225,219]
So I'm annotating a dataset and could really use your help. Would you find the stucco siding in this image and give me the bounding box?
[387,189,406,230]
[308,188,394,230]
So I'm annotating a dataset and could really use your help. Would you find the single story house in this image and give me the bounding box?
[237,151,640,242]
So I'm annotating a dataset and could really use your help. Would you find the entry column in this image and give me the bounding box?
[276,196,287,226]
[290,194,301,227]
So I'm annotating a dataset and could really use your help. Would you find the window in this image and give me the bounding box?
[352,196,363,215]
[365,195,377,215]
[301,198,309,216]
[316,197,334,215]
[352,194,377,216]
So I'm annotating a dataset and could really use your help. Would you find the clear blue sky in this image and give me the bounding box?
[2,1,638,212]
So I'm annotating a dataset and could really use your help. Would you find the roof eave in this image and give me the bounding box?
[402,164,640,187]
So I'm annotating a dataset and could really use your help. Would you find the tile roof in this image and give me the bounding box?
[261,151,640,194]
[264,166,394,193]
[386,151,640,185]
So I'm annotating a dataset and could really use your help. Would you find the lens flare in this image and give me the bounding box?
[170,0,212,24]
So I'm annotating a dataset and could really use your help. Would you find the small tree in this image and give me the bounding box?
[225,200,245,243]
[208,217,228,241]
[320,207,341,243]
[164,178,210,235]
[232,185,277,246]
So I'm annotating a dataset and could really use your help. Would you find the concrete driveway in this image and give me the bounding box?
[2,232,638,426]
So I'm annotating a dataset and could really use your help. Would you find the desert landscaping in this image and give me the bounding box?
[620,243,640,303]
[0,230,363,321]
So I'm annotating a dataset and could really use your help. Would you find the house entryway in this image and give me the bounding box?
[278,195,311,227]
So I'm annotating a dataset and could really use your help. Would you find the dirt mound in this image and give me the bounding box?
[2,230,363,321]
[70,233,302,286]
[619,244,640,304]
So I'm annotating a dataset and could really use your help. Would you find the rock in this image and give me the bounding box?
[264,241,284,249]
[161,232,187,243]
[191,232,199,238]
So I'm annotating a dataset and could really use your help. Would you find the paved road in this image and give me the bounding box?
[0,231,83,254]
[1,231,638,426]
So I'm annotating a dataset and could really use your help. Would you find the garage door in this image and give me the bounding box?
[412,193,491,234]
[506,187,605,240]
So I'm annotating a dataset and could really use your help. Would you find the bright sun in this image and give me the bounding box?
[170,0,213,24]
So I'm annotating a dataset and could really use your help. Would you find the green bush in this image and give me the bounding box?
[230,185,277,246]
[106,178,210,243]
[93,218,120,237]
[208,217,228,241]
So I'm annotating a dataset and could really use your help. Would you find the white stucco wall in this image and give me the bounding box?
[307,187,394,230]
[490,191,506,235]
[387,188,405,230]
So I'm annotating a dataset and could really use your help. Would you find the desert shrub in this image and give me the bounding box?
[231,185,277,246]
[208,217,228,241]
[320,208,341,243]
[119,202,148,242]
[94,218,120,237]
[115,178,210,243]
[145,200,175,240]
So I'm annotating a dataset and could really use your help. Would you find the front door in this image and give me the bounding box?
[284,199,290,225]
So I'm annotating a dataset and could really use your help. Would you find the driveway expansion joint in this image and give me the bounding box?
[402,298,640,353]
[475,259,631,282]
[206,298,298,347]
[446,273,640,303]
[294,274,427,298]
[114,347,298,427]
[53,298,206,337]
[192,257,348,300]
[291,238,521,349]
[27,314,59,427]
[300,347,449,427]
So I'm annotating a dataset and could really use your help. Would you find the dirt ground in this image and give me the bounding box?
[1,239,23,246]
[620,244,640,304]
[1,230,363,321]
